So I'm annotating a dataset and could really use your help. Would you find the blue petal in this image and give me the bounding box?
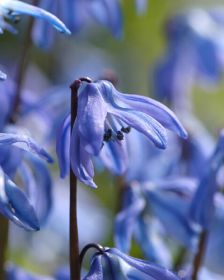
[83,254,103,280]
[189,131,224,229]
[56,114,71,178]
[144,182,197,247]
[0,133,53,163]
[1,0,71,34]
[0,170,40,230]
[99,138,128,175]
[77,82,107,156]
[71,122,97,188]
[115,186,145,253]
[134,216,172,267]
[32,0,56,49]
[54,265,70,280]
[109,108,168,149]
[20,154,53,225]
[89,0,123,38]
[100,80,187,139]
[107,248,180,280]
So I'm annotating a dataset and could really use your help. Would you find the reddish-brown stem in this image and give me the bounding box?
[10,0,39,123]
[69,78,92,280]
[192,230,208,280]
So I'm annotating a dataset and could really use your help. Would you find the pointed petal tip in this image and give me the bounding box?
[180,128,188,139]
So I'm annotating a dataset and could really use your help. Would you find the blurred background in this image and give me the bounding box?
[1,0,224,277]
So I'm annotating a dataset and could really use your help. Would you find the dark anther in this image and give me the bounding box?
[121,126,131,133]
[103,129,112,142]
[116,131,124,141]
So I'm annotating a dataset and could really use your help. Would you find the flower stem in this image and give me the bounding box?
[70,80,80,280]
[10,0,39,123]
[192,230,208,280]
[69,77,91,279]
[0,216,9,279]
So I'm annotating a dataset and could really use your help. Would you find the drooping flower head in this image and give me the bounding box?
[56,78,187,188]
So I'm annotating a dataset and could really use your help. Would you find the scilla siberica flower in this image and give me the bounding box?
[56,79,187,189]
[0,0,71,34]
[33,0,122,49]
[0,130,53,230]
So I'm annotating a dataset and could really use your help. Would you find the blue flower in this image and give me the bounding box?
[83,246,180,280]
[115,178,198,263]
[33,0,122,49]
[0,0,71,34]
[56,79,187,188]
[165,9,224,87]
[0,130,53,229]
[189,130,224,230]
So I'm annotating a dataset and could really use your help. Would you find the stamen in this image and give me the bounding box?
[121,126,131,133]
[103,129,112,142]
[116,131,124,141]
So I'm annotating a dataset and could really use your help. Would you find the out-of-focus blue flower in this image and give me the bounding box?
[0,130,53,229]
[154,8,224,110]
[83,246,180,280]
[189,130,224,230]
[33,0,122,49]
[56,79,187,188]
[6,263,53,280]
[115,178,198,265]
[0,0,71,34]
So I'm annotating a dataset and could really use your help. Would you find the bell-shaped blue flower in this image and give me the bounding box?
[83,246,180,280]
[0,0,71,34]
[0,130,53,229]
[56,79,187,188]
[33,0,122,49]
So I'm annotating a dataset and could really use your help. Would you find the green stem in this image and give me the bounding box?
[192,230,208,280]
